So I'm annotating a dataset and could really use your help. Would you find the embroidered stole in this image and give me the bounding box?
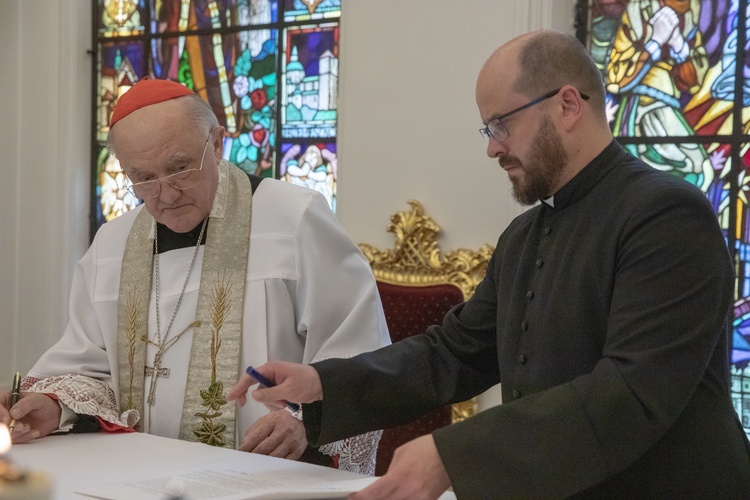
[116,160,252,448]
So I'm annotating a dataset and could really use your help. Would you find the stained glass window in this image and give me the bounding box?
[92,0,341,233]
[577,0,750,437]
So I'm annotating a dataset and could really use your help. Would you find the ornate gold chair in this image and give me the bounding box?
[359,200,494,476]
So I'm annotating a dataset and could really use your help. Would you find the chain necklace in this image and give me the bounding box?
[143,215,209,433]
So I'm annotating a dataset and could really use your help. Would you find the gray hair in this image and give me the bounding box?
[106,94,219,156]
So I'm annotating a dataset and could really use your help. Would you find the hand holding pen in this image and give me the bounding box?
[244,366,300,412]
[227,361,323,411]
[8,371,21,432]
[3,373,62,443]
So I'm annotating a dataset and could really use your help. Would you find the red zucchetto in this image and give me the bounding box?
[110,78,195,127]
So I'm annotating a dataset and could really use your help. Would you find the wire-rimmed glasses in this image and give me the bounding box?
[479,88,590,143]
[126,136,211,199]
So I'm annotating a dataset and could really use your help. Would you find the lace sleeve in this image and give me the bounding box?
[319,430,383,476]
[23,374,140,429]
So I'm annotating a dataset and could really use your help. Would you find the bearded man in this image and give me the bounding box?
[230,29,750,499]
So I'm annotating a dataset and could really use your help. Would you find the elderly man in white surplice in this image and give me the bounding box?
[0,79,389,475]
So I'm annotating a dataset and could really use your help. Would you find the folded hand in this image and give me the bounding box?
[239,409,307,460]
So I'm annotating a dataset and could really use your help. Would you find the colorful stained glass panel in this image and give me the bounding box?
[280,141,337,209]
[97,41,148,138]
[734,142,750,429]
[599,1,721,138]
[281,24,339,140]
[223,30,279,177]
[283,0,340,22]
[96,40,148,224]
[149,0,279,33]
[98,0,148,37]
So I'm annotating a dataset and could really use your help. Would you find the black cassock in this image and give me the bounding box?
[305,141,750,499]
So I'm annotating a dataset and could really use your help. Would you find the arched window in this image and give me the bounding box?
[91,0,341,234]
[577,0,750,437]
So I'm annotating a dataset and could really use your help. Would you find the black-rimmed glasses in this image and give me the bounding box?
[479,88,590,143]
[126,136,210,199]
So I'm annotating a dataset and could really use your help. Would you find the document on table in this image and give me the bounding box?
[76,461,378,500]
[76,462,377,500]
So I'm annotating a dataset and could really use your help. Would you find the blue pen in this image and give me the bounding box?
[246,366,300,412]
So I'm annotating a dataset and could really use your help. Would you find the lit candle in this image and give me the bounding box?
[0,423,51,499]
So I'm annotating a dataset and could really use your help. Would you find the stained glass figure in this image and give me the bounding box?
[280,141,337,209]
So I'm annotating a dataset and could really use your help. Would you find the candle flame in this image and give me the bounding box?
[0,423,10,454]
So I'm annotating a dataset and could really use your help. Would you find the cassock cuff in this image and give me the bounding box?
[302,401,324,447]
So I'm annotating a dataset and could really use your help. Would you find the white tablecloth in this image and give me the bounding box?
[8,433,457,499]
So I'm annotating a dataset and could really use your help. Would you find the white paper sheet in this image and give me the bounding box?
[76,461,378,499]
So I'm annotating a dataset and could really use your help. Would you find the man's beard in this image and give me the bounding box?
[503,115,568,206]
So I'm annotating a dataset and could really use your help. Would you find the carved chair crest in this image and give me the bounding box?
[359,200,495,423]
[359,200,494,301]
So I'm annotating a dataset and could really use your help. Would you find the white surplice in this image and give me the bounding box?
[26,176,390,472]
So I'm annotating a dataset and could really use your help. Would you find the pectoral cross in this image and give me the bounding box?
[145,350,170,405]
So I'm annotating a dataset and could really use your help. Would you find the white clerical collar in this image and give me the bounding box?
[541,196,554,208]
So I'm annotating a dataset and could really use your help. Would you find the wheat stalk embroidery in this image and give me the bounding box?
[194,272,233,447]
[124,291,141,410]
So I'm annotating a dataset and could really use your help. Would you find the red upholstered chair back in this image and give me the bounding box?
[374,281,464,476]
[358,200,494,477]
[376,282,464,342]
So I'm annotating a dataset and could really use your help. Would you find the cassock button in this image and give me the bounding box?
[512,390,522,399]
[543,227,552,235]
[521,321,528,331]
[518,354,527,364]
[526,290,534,300]
[536,259,544,268]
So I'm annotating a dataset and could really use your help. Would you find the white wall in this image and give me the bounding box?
[338,0,577,250]
[0,0,577,405]
[0,0,92,383]
[0,0,20,382]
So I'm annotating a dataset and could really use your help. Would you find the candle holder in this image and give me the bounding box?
[0,423,51,500]
[0,457,26,482]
